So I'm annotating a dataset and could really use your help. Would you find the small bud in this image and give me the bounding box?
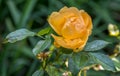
[113,43,120,56]
[108,24,119,36]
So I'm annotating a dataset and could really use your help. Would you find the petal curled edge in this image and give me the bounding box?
[60,7,83,20]
[80,10,92,35]
[48,12,65,35]
[51,34,88,52]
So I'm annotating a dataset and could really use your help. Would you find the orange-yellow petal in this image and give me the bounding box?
[80,10,92,35]
[60,7,82,20]
[61,17,85,39]
[51,34,87,52]
[48,12,65,35]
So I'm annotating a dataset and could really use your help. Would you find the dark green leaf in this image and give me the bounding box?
[72,52,89,69]
[5,29,35,43]
[32,36,51,55]
[90,52,116,71]
[68,57,79,76]
[37,27,50,36]
[84,40,109,51]
[32,69,44,76]
[46,65,62,76]
[68,52,95,75]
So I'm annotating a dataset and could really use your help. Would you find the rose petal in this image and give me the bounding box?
[51,34,85,51]
[48,12,65,35]
[61,17,85,39]
[60,7,82,20]
[80,10,92,35]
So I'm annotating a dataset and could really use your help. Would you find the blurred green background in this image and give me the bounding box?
[0,0,120,76]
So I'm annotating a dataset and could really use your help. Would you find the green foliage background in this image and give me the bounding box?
[0,0,120,76]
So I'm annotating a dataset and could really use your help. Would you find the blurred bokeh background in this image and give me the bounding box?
[0,0,120,76]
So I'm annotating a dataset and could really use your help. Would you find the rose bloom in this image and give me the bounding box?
[48,7,92,52]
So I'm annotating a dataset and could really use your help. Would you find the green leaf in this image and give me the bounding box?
[68,57,79,76]
[32,69,44,76]
[89,52,116,71]
[37,27,50,36]
[4,29,35,43]
[46,65,63,76]
[84,40,109,51]
[112,58,120,71]
[72,52,89,69]
[32,36,51,55]
[68,52,93,75]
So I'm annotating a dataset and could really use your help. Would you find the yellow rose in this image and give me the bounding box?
[48,7,92,52]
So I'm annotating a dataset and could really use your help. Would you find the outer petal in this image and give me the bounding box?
[59,6,68,13]
[80,10,92,35]
[51,34,86,51]
[60,7,83,20]
[77,30,89,51]
[48,12,65,35]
